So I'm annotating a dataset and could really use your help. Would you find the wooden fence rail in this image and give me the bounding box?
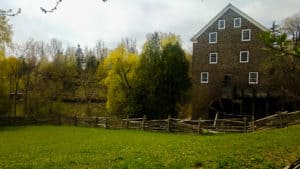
[250,111,300,131]
[1,110,300,134]
[121,115,248,133]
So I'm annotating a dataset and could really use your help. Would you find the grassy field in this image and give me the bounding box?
[0,126,300,169]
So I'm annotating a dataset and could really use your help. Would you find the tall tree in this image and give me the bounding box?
[282,12,300,44]
[131,32,191,119]
[0,16,12,51]
[0,16,12,115]
[261,27,300,109]
[102,43,138,117]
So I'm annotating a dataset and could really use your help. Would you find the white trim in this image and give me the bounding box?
[191,3,268,42]
[240,51,249,63]
[218,20,225,29]
[201,72,209,84]
[234,17,241,28]
[209,53,218,64]
[242,29,251,41]
[209,32,217,44]
[249,72,258,84]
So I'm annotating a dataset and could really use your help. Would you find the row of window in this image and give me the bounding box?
[218,17,242,30]
[200,72,258,84]
[209,51,249,64]
[209,29,251,43]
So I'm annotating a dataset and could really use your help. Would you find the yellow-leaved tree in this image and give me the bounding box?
[101,43,138,117]
[0,16,12,115]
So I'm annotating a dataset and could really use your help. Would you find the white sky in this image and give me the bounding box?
[1,0,300,52]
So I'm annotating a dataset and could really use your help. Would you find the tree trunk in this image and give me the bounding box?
[14,76,19,118]
[24,75,30,116]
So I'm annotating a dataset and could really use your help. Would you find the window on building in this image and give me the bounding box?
[201,72,209,83]
[240,51,249,63]
[209,53,218,64]
[242,29,251,41]
[209,32,217,44]
[234,18,241,28]
[218,20,225,29]
[249,72,258,84]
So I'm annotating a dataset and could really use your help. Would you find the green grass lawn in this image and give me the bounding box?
[0,126,299,169]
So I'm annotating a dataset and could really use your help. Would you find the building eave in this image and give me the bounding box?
[191,3,268,42]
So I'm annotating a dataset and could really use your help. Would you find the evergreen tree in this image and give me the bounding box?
[131,33,191,119]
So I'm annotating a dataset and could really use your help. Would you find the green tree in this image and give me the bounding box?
[132,33,191,119]
[261,29,300,109]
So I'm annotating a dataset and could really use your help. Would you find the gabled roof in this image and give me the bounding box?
[191,3,268,42]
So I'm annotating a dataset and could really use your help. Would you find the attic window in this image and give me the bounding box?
[234,18,241,28]
[218,20,225,29]
[249,72,258,84]
[201,72,209,83]
[209,32,217,44]
[242,29,251,41]
[240,51,249,63]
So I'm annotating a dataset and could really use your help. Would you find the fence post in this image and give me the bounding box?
[243,116,247,133]
[213,112,219,128]
[197,117,202,134]
[74,115,78,126]
[126,115,129,129]
[278,112,283,128]
[252,115,255,132]
[141,115,146,131]
[105,117,108,129]
[95,116,99,127]
[167,115,171,132]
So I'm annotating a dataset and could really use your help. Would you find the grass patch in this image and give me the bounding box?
[0,125,300,168]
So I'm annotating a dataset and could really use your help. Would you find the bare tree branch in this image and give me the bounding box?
[40,0,108,14]
[0,8,21,17]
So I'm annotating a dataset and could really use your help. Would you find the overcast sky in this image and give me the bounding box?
[1,0,300,52]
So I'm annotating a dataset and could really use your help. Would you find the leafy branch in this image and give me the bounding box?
[261,31,300,58]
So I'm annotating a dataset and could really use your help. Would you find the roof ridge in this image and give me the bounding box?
[191,3,268,42]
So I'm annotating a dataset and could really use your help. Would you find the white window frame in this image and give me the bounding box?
[201,72,209,84]
[240,51,249,63]
[249,72,258,84]
[234,18,241,28]
[218,20,225,30]
[242,29,251,41]
[209,32,217,44]
[209,53,218,64]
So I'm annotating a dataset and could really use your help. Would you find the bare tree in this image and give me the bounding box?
[282,12,300,44]
[95,40,108,61]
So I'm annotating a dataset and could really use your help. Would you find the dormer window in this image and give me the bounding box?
[209,32,217,44]
[218,20,225,29]
[242,29,251,41]
[234,18,241,28]
[240,51,249,63]
[209,53,218,64]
